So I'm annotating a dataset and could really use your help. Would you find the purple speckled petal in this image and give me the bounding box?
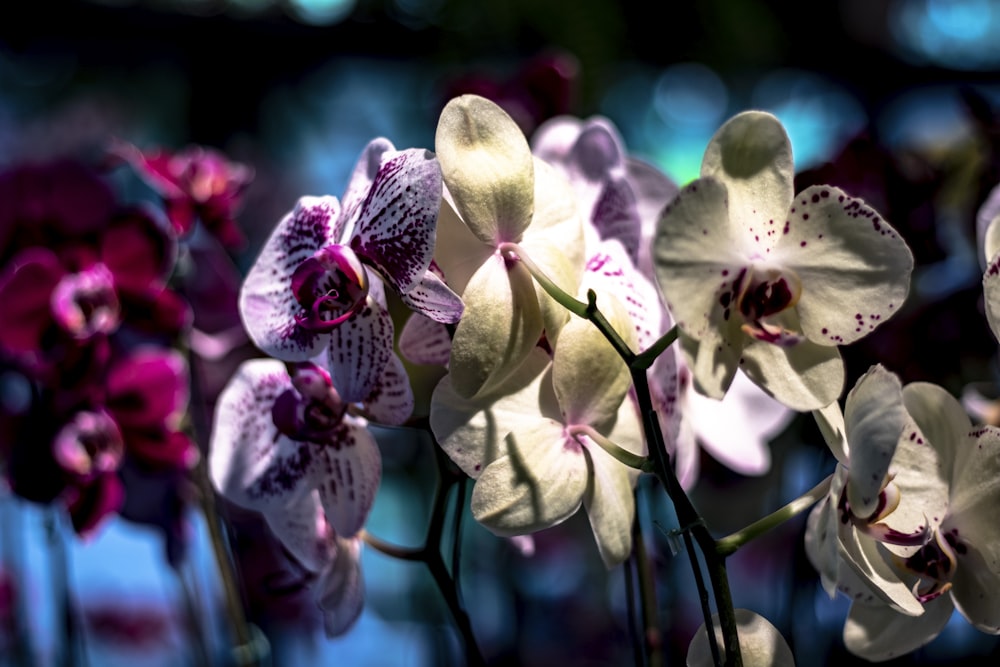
[399,313,452,366]
[240,196,341,361]
[396,269,464,324]
[262,491,336,573]
[325,295,394,403]
[352,149,442,296]
[312,417,382,537]
[590,177,642,265]
[338,138,394,241]
[362,352,414,426]
[209,359,316,512]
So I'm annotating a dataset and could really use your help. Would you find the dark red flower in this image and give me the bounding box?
[111,142,253,249]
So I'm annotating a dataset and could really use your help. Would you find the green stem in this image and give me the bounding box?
[716,475,833,557]
[569,424,654,473]
[498,242,588,318]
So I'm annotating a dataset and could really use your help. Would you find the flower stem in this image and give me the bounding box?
[498,242,588,318]
[716,474,833,557]
[570,424,654,473]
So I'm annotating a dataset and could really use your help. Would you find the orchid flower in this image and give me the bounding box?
[431,94,585,399]
[807,370,1000,660]
[431,255,643,567]
[654,111,914,411]
[210,359,381,636]
[240,139,462,402]
[111,142,254,249]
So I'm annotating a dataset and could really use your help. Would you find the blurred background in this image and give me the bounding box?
[3,0,1000,665]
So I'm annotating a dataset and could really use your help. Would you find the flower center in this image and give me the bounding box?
[902,528,966,603]
[272,363,347,441]
[733,266,803,347]
[837,478,929,546]
[50,264,120,340]
[52,409,124,479]
[291,245,369,332]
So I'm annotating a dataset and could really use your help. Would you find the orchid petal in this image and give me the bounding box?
[209,359,315,512]
[339,138,394,240]
[738,331,844,412]
[312,417,382,537]
[837,520,924,615]
[804,479,842,597]
[687,609,795,667]
[627,157,678,280]
[951,541,1000,633]
[398,313,451,366]
[240,196,340,361]
[362,352,414,426]
[552,295,632,426]
[106,348,189,430]
[977,182,1000,266]
[319,536,365,638]
[520,157,585,342]
[984,253,1000,344]
[325,294,394,403]
[430,348,550,478]
[448,255,543,399]
[778,186,913,346]
[430,197,494,296]
[843,365,907,520]
[700,110,794,234]
[688,369,792,475]
[436,95,535,244]
[262,491,335,573]
[813,397,850,466]
[683,326,743,401]
[583,400,643,568]
[654,177,743,341]
[471,418,588,535]
[983,211,1000,269]
[947,425,1000,573]
[843,594,953,662]
[353,149,442,295]
[395,269,464,324]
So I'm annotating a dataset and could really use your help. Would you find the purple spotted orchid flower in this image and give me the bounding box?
[210,358,388,634]
[654,111,914,411]
[240,139,462,402]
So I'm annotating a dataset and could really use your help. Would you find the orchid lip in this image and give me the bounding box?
[291,246,370,332]
[50,263,120,340]
[52,409,124,480]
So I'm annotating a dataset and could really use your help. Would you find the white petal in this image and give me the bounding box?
[471,418,588,535]
[686,609,795,667]
[398,313,451,367]
[435,95,534,244]
[738,334,844,412]
[430,349,551,478]
[843,365,906,519]
[843,595,953,662]
[448,254,543,399]
[700,111,794,239]
[780,185,913,347]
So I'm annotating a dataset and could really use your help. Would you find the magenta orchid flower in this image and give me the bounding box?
[240,139,462,402]
[111,142,253,249]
